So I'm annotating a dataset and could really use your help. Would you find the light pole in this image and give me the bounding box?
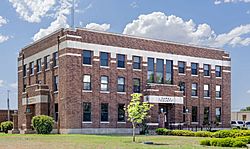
[7,90,10,121]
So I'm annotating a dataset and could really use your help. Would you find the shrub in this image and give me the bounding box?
[155,128,166,135]
[32,115,54,134]
[241,127,248,130]
[211,130,233,138]
[232,140,247,147]
[0,121,13,133]
[171,130,195,136]
[200,139,211,146]
[195,131,212,137]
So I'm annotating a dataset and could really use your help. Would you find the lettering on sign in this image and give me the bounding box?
[144,95,183,104]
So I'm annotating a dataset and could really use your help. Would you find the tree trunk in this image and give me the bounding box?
[132,123,135,142]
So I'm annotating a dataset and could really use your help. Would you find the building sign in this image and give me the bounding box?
[22,95,48,105]
[144,95,183,104]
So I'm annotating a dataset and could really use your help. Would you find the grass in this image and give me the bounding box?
[0,134,239,149]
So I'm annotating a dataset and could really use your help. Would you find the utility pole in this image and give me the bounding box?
[7,90,10,121]
[71,0,75,29]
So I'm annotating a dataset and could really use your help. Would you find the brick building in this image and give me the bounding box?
[0,110,14,123]
[17,28,231,134]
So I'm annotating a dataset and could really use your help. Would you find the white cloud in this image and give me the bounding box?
[9,82,17,89]
[130,1,138,8]
[247,10,250,14]
[33,0,73,41]
[214,0,250,4]
[0,16,7,27]
[247,90,250,94]
[0,80,4,87]
[0,35,9,43]
[85,23,110,31]
[123,12,250,48]
[9,0,56,23]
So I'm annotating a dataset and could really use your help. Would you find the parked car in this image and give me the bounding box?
[231,120,244,129]
[245,121,250,129]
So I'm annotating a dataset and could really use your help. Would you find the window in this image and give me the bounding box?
[192,83,198,96]
[53,52,58,67]
[215,66,222,77]
[133,56,141,69]
[101,76,109,91]
[204,64,210,76]
[204,107,210,123]
[216,85,221,98]
[117,54,125,68]
[100,52,109,67]
[55,103,58,122]
[23,83,27,92]
[156,59,164,83]
[117,77,125,92]
[166,60,173,84]
[30,61,34,75]
[118,104,125,122]
[147,58,154,83]
[83,102,91,122]
[83,75,91,90]
[23,64,27,77]
[179,82,185,95]
[54,75,58,91]
[191,63,198,75]
[44,55,50,70]
[216,107,221,122]
[178,61,185,74]
[83,50,92,65]
[133,78,140,93]
[101,103,108,122]
[204,84,210,97]
[37,59,42,73]
[192,106,198,122]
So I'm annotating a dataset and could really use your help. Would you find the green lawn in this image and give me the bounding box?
[0,134,238,149]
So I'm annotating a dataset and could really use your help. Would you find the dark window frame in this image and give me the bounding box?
[36,58,42,73]
[178,61,185,74]
[53,52,58,67]
[133,78,141,93]
[117,54,125,68]
[147,57,154,83]
[118,104,125,122]
[30,61,34,75]
[83,102,91,122]
[215,66,222,77]
[192,83,198,96]
[101,76,109,91]
[166,60,173,84]
[204,64,210,76]
[44,55,50,70]
[156,59,164,84]
[191,63,198,75]
[100,52,109,67]
[192,106,198,122]
[133,56,141,69]
[117,77,125,92]
[82,50,92,65]
[101,103,109,122]
[204,84,210,97]
[53,75,58,92]
[215,107,221,122]
[83,75,91,90]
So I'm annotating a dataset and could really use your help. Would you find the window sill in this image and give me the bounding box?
[191,122,199,125]
[37,71,42,74]
[30,74,34,77]
[133,69,141,71]
[204,97,211,99]
[82,90,92,93]
[216,77,222,79]
[117,92,126,94]
[117,122,126,124]
[216,98,222,100]
[82,64,92,67]
[23,76,27,79]
[53,66,59,69]
[204,76,211,78]
[100,122,109,124]
[82,122,92,124]
[178,73,186,75]
[45,68,50,72]
[100,91,110,94]
[54,91,58,94]
[100,66,109,69]
[191,96,198,99]
[117,67,126,70]
[191,75,198,77]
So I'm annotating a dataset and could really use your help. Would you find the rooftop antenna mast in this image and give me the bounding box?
[71,0,75,29]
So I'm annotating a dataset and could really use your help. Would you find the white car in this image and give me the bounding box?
[245,121,250,129]
[231,120,244,129]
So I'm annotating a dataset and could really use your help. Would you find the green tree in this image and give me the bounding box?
[126,93,153,142]
[240,106,250,111]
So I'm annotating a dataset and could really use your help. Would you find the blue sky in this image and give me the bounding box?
[0,0,249,111]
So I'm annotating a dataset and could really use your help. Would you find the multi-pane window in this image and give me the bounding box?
[53,52,58,67]
[37,59,42,73]
[156,59,164,83]
[54,103,58,122]
[147,58,154,83]
[192,106,198,122]
[166,60,173,84]
[100,52,109,67]
[179,82,185,95]
[83,50,92,65]
[83,102,91,122]
[216,107,221,122]
[54,75,58,91]
[216,85,222,98]
[118,104,125,122]
[192,83,198,96]
[133,78,140,93]
[178,61,185,74]
[44,55,50,70]
[30,61,34,75]
[204,64,210,76]
[204,84,210,97]
[23,64,27,77]
[215,66,222,77]
[204,107,210,123]
[133,56,141,69]
[83,75,91,90]
[191,63,198,75]
[101,76,109,91]
[101,103,109,122]
[117,54,125,68]
[117,77,125,92]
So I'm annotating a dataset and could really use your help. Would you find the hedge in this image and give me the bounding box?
[0,121,13,133]
[32,115,54,134]
[200,137,250,147]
